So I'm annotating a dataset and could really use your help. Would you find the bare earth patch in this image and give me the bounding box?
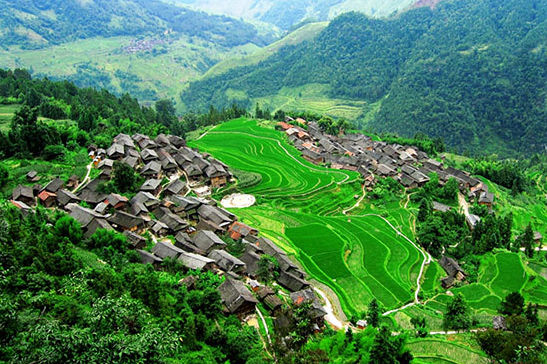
[221,193,256,208]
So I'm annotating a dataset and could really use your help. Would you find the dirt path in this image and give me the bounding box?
[314,286,347,330]
[256,308,272,345]
[195,125,218,141]
[342,184,366,214]
[73,162,93,193]
[458,192,470,218]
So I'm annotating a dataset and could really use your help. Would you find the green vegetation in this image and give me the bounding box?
[182,0,546,157]
[190,118,424,314]
[0,205,266,363]
[407,337,489,364]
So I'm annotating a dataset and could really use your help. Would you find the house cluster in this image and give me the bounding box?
[278,119,495,203]
[9,132,327,329]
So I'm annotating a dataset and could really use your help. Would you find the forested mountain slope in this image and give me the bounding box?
[175,0,415,29]
[0,0,276,106]
[181,0,547,157]
[0,0,271,48]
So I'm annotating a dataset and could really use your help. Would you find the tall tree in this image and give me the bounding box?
[499,292,525,316]
[367,299,380,328]
[443,294,471,331]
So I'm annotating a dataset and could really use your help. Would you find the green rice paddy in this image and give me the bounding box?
[189,118,547,318]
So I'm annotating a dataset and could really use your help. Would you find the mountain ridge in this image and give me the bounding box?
[180,0,547,157]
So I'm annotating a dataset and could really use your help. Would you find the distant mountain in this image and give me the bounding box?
[0,0,278,106]
[180,0,547,157]
[173,0,415,29]
[0,0,273,49]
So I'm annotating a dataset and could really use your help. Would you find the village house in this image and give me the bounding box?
[129,192,160,215]
[192,230,227,253]
[218,277,258,317]
[12,185,35,206]
[239,249,262,278]
[56,189,81,208]
[141,161,162,178]
[175,232,204,254]
[26,170,40,183]
[105,193,128,210]
[158,209,189,234]
[178,251,217,271]
[302,149,324,164]
[137,249,163,268]
[478,191,495,207]
[534,232,543,245]
[278,270,310,292]
[108,211,146,232]
[123,230,147,249]
[432,201,451,213]
[66,175,80,190]
[466,214,481,230]
[164,179,186,196]
[37,190,57,208]
[439,255,466,288]
[140,179,162,196]
[208,249,246,274]
[197,204,234,232]
[228,221,258,240]
[152,241,185,260]
[42,177,64,194]
[10,200,33,216]
[290,288,327,325]
[205,163,229,189]
[357,320,368,329]
[107,143,125,160]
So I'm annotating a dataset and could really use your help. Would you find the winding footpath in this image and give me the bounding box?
[73,161,93,193]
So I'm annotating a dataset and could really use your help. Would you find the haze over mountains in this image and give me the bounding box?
[182,0,547,157]
[174,0,415,29]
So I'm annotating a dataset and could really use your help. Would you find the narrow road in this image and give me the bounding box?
[342,184,366,215]
[314,287,346,330]
[256,307,272,345]
[73,162,93,193]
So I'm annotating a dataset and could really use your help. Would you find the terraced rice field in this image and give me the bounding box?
[424,252,547,315]
[407,338,489,364]
[190,118,423,314]
[189,118,547,317]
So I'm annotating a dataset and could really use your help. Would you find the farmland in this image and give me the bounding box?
[190,118,426,314]
[190,118,547,321]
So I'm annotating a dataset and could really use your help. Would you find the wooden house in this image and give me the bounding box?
[218,277,258,317]
[228,221,258,240]
[12,185,35,206]
[123,230,147,249]
[208,249,246,274]
[37,190,56,207]
[439,255,466,288]
[192,230,227,253]
[140,179,162,196]
[107,211,145,232]
[178,251,216,271]
[137,250,163,268]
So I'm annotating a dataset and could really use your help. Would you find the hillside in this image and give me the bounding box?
[174,0,415,29]
[180,0,547,157]
[0,0,275,106]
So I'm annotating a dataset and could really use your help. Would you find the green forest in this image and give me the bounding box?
[0,0,271,49]
[181,0,546,157]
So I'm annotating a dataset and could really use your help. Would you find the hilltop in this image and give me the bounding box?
[181,0,547,157]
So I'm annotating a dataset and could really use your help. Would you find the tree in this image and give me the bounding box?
[112,161,138,193]
[155,99,177,128]
[256,255,279,283]
[499,292,525,316]
[369,326,413,364]
[367,299,380,328]
[443,294,471,331]
[516,223,535,258]
[440,177,459,201]
[0,163,8,188]
[417,198,431,222]
[524,303,539,326]
[410,316,427,338]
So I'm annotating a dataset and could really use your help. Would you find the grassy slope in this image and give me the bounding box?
[204,22,328,78]
[0,36,260,108]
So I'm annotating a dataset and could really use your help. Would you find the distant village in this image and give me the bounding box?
[10,131,328,332]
